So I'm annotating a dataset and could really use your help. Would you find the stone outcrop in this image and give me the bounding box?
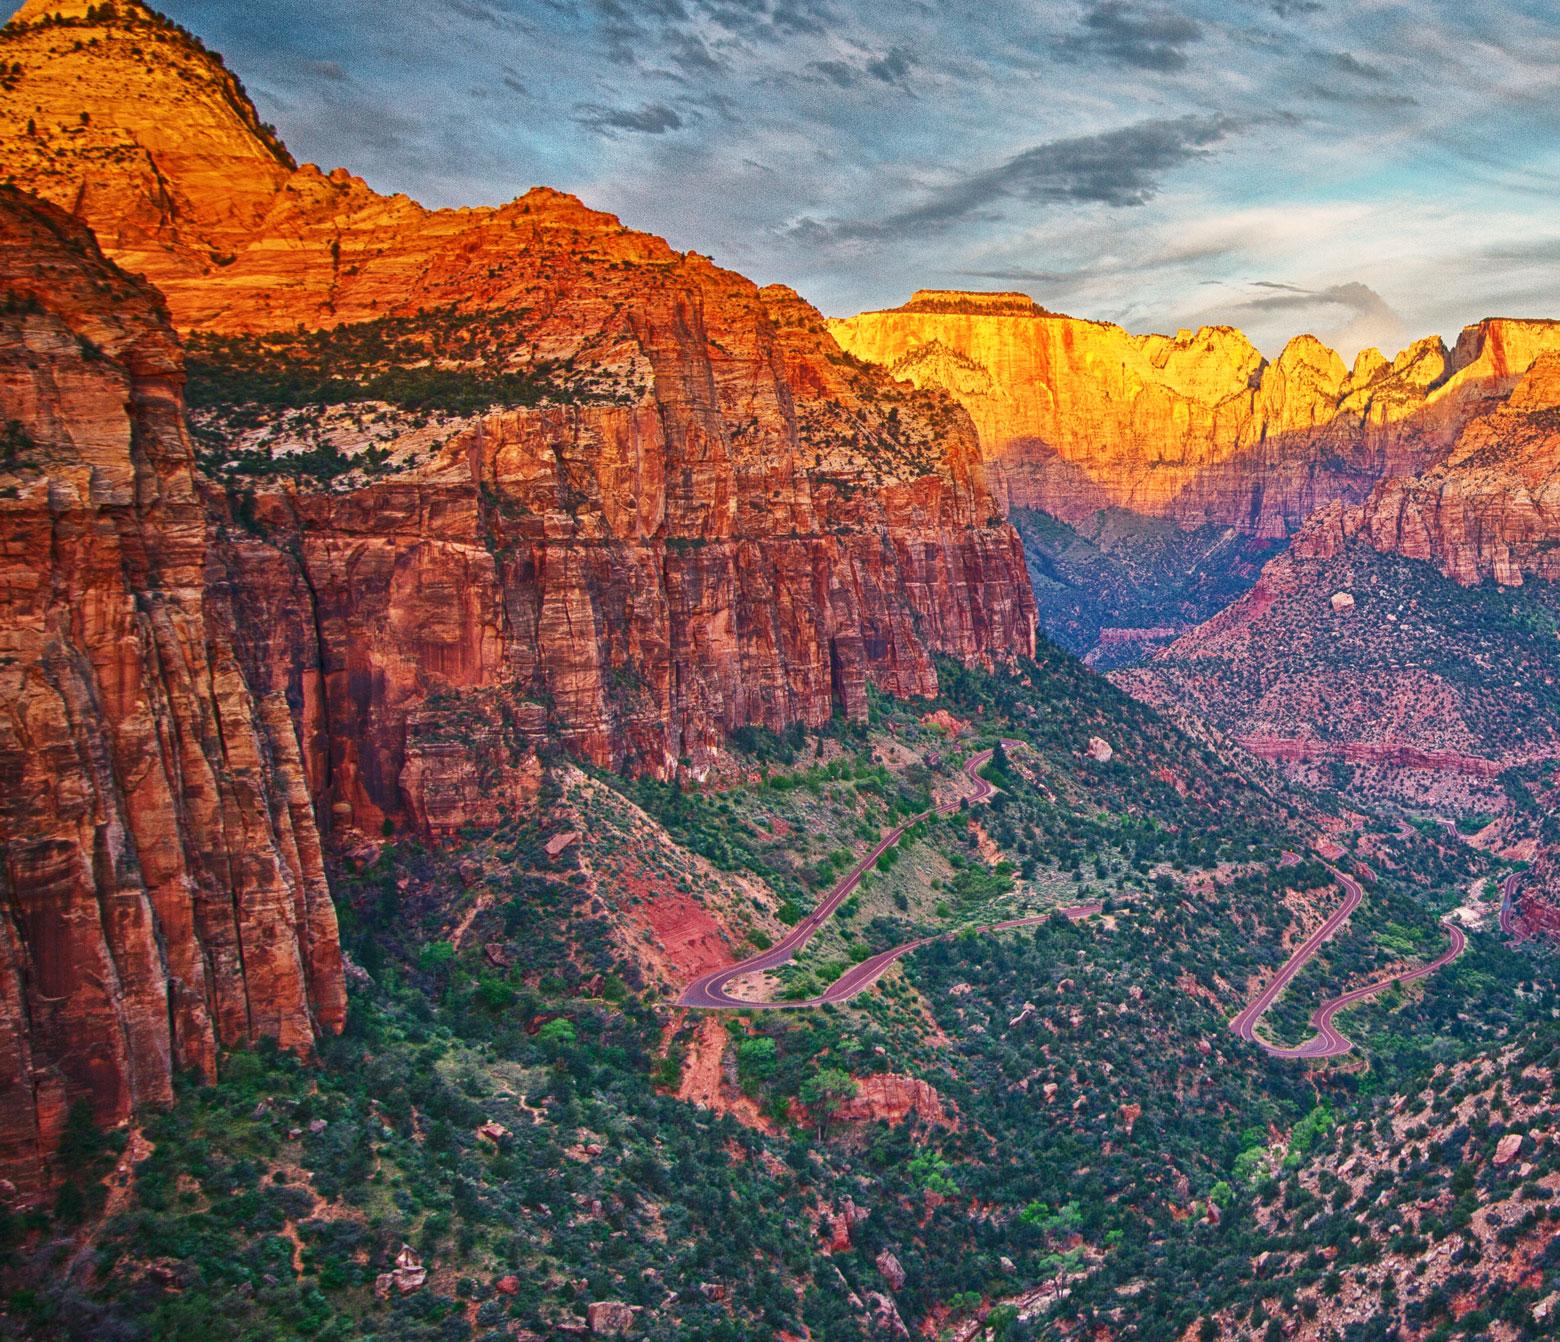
[830,291,1560,535]
[834,1072,953,1127]
[1,1,1037,838]
[0,187,344,1203]
[1344,353,1560,586]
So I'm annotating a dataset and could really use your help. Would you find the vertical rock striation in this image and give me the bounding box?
[829,291,1560,535]
[0,188,344,1203]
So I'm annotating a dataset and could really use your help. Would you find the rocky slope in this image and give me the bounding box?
[1117,352,1560,798]
[1115,533,1560,802]
[1197,1032,1558,1342]
[829,289,1560,536]
[0,187,344,1203]
[0,1,1037,841]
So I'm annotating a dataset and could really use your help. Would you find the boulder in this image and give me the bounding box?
[587,1301,638,1335]
[863,1291,911,1339]
[876,1249,906,1292]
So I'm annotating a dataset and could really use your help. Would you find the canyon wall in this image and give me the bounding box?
[203,224,1037,841]
[829,290,1560,536]
[1114,354,1560,795]
[0,1,1037,835]
[0,188,344,1202]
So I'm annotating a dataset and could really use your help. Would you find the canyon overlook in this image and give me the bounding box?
[3,0,1559,1219]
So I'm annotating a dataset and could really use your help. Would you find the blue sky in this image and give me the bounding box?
[157,0,1560,356]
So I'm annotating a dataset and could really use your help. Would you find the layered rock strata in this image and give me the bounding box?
[1,1,1038,836]
[830,291,1560,535]
[0,188,344,1202]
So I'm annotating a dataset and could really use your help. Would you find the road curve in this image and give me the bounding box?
[1230,866,1467,1059]
[1499,871,1521,939]
[679,745,1098,1009]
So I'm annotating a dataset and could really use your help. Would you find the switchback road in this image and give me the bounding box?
[679,746,1099,1009]
[1230,866,1467,1059]
[678,749,1467,1057]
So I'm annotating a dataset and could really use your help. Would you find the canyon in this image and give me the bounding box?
[0,6,1556,1341]
[0,0,1034,1193]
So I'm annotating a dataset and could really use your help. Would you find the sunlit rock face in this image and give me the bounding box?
[0,0,1037,826]
[830,291,1560,537]
[0,187,345,1203]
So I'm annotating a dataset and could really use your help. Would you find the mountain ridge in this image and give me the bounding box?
[829,289,1560,537]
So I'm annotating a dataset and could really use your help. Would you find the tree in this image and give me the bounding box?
[798,1067,856,1137]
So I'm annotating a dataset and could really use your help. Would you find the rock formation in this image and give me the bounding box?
[0,1,1037,838]
[1343,352,1560,586]
[0,187,344,1203]
[1114,359,1560,799]
[829,291,1560,535]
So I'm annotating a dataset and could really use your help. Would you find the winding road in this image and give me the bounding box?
[680,747,1098,1009]
[678,746,1470,1060]
[1229,866,1467,1059]
[1499,870,1521,939]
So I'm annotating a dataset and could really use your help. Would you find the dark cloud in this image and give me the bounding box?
[889,115,1237,227]
[788,115,1237,245]
[808,45,915,91]
[301,59,349,82]
[1064,2,1204,73]
[953,266,1077,284]
[574,101,687,135]
[865,46,915,87]
[810,59,859,89]
[434,0,529,32]
[1328,51,1389,81]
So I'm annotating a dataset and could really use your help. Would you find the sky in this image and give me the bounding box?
[155,0,1560,358]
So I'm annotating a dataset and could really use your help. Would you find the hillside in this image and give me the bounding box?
[3,650,1552,1340]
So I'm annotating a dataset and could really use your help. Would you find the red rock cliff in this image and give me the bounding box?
[0,188,344,1204]
[0,3,1036,836]
[206,215,1036,840]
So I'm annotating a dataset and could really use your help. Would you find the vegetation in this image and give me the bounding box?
[3,654,1555,1340]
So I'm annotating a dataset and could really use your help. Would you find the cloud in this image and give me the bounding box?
[573,101,687,135]
[887,115,1238,229]
[1064,2,1204,73]
[786,115,1239,246]
[1232,280,1410,357]
[1327,51,1390,82]
[808,45,916,91]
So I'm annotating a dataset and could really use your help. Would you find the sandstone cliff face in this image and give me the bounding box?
[1114,368,1560,804]
[208,250,1036,839]
[1334,353,1560,586]
[1,3,1036,837]
[829,291,1560,536]
[0,188,344,1203]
